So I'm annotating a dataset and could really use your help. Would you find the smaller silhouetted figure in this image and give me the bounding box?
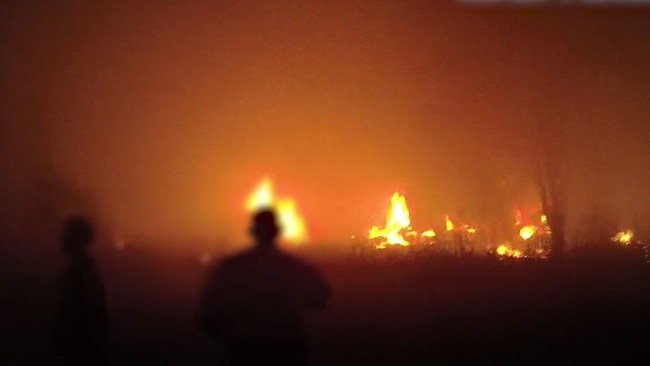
[200,210,330,366]
[55,216,108,365]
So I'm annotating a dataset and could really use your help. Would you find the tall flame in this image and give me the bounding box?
[276,199,307,244]
[369,193,411,247]
[445,215,454,231]
[246,178,273,211]
[246,178,308,244]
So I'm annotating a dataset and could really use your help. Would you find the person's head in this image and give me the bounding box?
[250,209,279,247]
[62,216,95,257]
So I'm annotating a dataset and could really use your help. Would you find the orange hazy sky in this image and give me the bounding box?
[1,1,649,245]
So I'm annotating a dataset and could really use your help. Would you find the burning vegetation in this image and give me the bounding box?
[495,244,523,258]
[241,181,644,263]
[365,193,477,255]
[367,193,435,249]
[356,192,646,261]
[611,230,634,245]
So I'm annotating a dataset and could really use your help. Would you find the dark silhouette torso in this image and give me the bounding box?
[201,246,329,365]
[57,257,108,364]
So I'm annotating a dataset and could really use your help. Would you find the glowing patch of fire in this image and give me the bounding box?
[369,193,411,247]
[496,243,523,258]
[246,178,308,244]
[368,193,436,249]
[519,225,536,240]
[421,230,436,238]
[445,215,454,231]
[611,230,633,245]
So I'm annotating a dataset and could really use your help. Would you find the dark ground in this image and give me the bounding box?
[1,241,649,365]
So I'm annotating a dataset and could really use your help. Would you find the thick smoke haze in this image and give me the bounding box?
[2,1,649,247]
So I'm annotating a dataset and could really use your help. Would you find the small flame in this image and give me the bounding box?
[495,245,508,256]
[464,225,477,234]
[246,178,308,244]
[496,243,523,258]
[515,210,522,226]
[611,230,634,245]
[540,214,552,234]
[421,229,436,238]
[445,215,454,231]
[519,225,536,240]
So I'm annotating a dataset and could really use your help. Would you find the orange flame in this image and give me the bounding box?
[611,230,633,245]
[519,225,536,240]
[464,225,477,234]
[369,193,411,247]
[445,215,454,231]
[246,178,273,211]
[496,243,523,258]
[421,229,436,238]
[246,178,308,244]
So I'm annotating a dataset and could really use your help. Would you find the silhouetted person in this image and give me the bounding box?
[200,210,330,366]
[55,216,108,365]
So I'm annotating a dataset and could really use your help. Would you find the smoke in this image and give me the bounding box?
[1,1,649,248]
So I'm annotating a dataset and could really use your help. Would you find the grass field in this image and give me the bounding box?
[2,241,648,365]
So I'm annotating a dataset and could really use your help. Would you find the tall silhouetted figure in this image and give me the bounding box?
[55,216,108,365]
[200,210,330,365]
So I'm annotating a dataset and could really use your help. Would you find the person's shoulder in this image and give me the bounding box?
[213,249,256,270]
[276,250,319,273]
[224,249,255,262]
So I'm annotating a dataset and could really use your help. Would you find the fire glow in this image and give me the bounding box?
[513,210,551,242]
[446,215,477,236]
[519,225,536,240]
[611,230,634,245]
[368,193,435,249]
[246,178,308,245]
[445,215,454,231]
[496,243,523,258]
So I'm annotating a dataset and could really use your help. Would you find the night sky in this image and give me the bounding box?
[1,1,649,245]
